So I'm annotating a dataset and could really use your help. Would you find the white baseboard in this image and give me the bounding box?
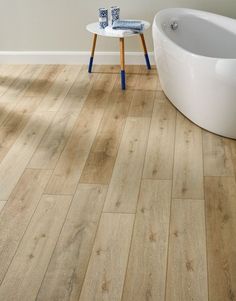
[0,51,155,65]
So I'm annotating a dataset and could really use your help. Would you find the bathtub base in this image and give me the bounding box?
[163,90,236,140]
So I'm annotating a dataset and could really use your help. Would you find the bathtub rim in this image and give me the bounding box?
[153,7,236,61]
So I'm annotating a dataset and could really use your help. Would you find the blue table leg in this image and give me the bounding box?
[140,33,151,70]
[120,38,126,90]
[144,53,151,70]
[121,70,126,90]
[88,34,97,73]
[88,57,94,73]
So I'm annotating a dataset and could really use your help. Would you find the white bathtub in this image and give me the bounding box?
[152,8,236,139]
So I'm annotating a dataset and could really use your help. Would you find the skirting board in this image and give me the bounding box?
[0,51,155,65]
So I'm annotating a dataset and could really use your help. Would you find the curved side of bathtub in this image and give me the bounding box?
[152,9,236,139]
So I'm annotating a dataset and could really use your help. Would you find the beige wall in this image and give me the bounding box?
[1,0,236,52]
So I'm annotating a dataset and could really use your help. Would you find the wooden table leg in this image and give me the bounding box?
[140,33,151,70]
[119,37,126,90]
[88,34,97,73]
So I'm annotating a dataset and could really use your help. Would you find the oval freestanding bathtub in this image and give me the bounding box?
[152,8,236,139]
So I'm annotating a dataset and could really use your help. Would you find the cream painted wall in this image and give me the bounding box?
[1,0,236,52]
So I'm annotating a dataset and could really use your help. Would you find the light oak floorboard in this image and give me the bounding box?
[124,65,141,90]
[0,65,27,97]
[0,66,66,162]
[80,85,133,184]
[0,102,18,129]
[11,66,64,114]
[166,199,208,301]
[172,112,204,199]
[0,111,55,200]
[0,169,51,284]
[0,65,235,301]
[0,102,35,162]
[28,110,78,170]
[59,65,105,112]
[38,65,81,112]
[45,71,117,195]
[37,184,107,301]
[128,90,155,118]
[0,66,43,129]
[228,139,236,178]
[24,65,62,98]
[205,176,236,301]
[79,213,134,301]
[0,194,72,301]
[0,65,43,103]
[122,180,171,301]
[0,201,6,212]
[203,131,235,176]
[103,117,151,213]
[136,65,161,91]
[143,94,176,180]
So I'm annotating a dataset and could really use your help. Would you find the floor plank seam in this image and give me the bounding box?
[120,95,153,300]
[0,187,47,287]
[0,65,28,98]
[25,110,57,168]
[69,71,122,300]
[102,211,136,215]
[202,129,210,301]
[72,74,119,196]
[78,75,131,186]
[77,187,110,301]
[46,66,82,114]
[164,109,177,301]
[34,195,74,301]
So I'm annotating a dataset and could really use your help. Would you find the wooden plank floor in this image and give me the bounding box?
[0,64,235,301]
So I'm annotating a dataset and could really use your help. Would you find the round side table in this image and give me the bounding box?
[86,21,151,90]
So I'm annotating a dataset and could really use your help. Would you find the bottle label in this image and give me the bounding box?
[99,17,107,22]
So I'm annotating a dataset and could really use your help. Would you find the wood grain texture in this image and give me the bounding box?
[125,65,141,90]
[0,107,30,162]
[120,38,125,70]
[79,213,134,301]
[0,169,52,284]
[0,194,72,301]
[0,102,16,128]
[38,65,81,112]
[203,131,235,176]
[143,94,176,179]
[166,199,208,301]
[59,65,102,112]
[28,110,78,169]
[122,180,171,301]
[91,34,97,58]
[80,87,133,184]
[0,66,49,160]
[0,111,54,200]
[0,66,66,163]
[128,90,155,118]
[0,201,6,213]
[0,65,43,103]
[45,71,117,195]
[172,112,204,199]
[0,65,235,300]
[24,65,62,98]
[136,66,161,91]
[228,139,236,178]
[104,117,150,213]
[37,184,107,301]
[0,65,27,97]
[205,176,236,301]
